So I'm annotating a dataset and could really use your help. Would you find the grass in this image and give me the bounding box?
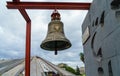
[81,74,86,76]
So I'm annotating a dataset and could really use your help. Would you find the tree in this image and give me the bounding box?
[64,66,76,74]
[80,53,84,63]
[75,66,80,75]
[58,63,76,74]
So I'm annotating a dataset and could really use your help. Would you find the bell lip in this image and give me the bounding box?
[40,40,72,51]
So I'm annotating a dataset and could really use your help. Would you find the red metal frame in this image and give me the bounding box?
[6,0,91,76]
[7,2,91,10]
[25,22,31,76]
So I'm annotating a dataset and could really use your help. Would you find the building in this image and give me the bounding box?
[57,63,67,68]
[79,67,85,74]
[82,0,120,76]
[57,63,67,70]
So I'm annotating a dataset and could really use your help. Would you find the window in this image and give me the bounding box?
[91,32,96,49]
[97,48,102,57]
[82,27,90,44]
[98,67,104,76]
[96,48,103,62]
[111,0,120,10]
[95,17,99,26]
[92,21,94,27]
[100,11,105,27]
[115,11,120,19]
[108,61,113,76]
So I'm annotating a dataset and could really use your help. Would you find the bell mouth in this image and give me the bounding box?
[40,40,71,51]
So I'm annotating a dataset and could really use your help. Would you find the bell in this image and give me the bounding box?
[40,10,71,55]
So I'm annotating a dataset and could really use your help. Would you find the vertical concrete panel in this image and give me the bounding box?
[82,0,120,76]
[114,27,120,55]
[111,56,120,76]
[101,60,108,76]
[116,55,120,75]
[101,33,116,59]
[83,39,98,76]
[114,27,120,73]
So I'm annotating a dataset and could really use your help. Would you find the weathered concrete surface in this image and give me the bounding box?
[82,0,120,76]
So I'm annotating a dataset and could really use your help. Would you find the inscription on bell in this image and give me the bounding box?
[54,25,60,31]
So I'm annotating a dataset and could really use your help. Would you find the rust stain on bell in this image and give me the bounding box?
[40,10,71,55]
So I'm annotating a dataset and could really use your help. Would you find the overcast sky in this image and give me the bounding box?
[0,0,92,68]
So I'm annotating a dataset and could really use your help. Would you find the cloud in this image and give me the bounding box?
[0,26,25,59]
[0,0,93,68]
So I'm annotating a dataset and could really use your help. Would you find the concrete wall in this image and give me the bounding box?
[82,0,120,76]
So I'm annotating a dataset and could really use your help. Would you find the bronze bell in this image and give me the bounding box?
[40,10,71,55]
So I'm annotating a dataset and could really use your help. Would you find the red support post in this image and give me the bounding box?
[12,1,31,76]
[25,21,31,76]
[18,8,31,76]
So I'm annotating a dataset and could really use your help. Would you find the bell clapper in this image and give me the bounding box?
[55,49,57,55]
[55,41,58,55]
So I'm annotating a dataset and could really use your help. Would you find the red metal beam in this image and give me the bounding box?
[21,10,31,76]
[19,9,30,22]
[13,0,20,2]
[12,1,31,76]
[11,1,31,76]
[25,21,31,76]
[19,9,31,76]
[7,2,91,10]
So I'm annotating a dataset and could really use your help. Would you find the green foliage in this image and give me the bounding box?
[63,66,76,74]
[58,63,76,74]
[58,63,83,75]
[58,63,67,68]
[79,52,84,63]
[75,66,80,75]
[81,74,86,76]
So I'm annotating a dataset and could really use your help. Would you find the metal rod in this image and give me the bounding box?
[25,21,31,76]
[7,2,91,10]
